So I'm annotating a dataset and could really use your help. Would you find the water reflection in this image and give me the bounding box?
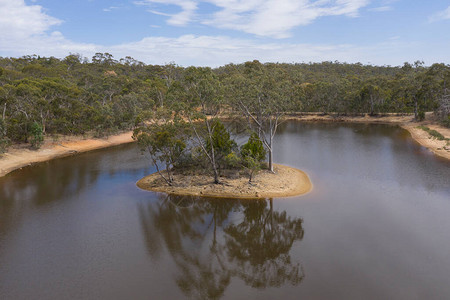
[139,194,305,299]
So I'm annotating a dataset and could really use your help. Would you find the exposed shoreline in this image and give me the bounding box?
[1,113,449,178]
[0,131,134,177]
[136,164,313,199]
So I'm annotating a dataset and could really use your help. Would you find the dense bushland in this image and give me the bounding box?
[0,54,449,153]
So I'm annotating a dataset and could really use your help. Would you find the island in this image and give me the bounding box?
[136,163,312,199]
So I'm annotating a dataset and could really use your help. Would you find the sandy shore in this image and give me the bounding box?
[136,164,312,199]
[286,113,450,160]
[0,131,134,177]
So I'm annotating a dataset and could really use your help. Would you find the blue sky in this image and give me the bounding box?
[0,0,450,66]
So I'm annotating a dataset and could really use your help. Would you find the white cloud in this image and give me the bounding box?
[1,0,448,67]
[429,6,450,22]
[369,6,392,12]
[103,6,120,12]
[135,0,198,26]
[136,0,370,38]
[0,0,62,40]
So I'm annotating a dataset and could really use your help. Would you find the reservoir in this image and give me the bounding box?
[0,122,449,299]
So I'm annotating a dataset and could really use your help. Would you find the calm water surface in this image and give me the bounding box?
[0,122,449,299]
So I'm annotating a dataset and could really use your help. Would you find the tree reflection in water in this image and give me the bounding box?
[138,194,305,299]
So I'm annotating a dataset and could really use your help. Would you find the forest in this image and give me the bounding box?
[0,53,449,155]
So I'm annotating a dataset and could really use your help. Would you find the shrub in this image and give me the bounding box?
[417,111,425,121]
[30,122,44,149]
[417,125,446,141]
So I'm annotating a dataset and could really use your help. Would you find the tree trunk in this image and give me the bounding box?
[414,96,418,119]
[268,128,274,172]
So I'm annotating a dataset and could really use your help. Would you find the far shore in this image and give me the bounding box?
[1,113,449,178]
[136,164,313,199]
[284,113,450,160]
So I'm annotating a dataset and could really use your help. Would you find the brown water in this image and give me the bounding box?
[0,122,449,299]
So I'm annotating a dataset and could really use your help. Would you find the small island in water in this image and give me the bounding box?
[137,163,312,199]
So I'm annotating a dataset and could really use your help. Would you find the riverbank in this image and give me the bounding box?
[1,114,449,178]
[136,164,312,199]
[285,113,450,160]
[0,131,134,177]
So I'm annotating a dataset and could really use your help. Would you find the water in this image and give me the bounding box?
[0,122,449,299]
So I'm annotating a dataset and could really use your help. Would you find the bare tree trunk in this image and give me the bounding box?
[414,96,418,119]
[150,153,172,186]
[206,120,220,184]
[268,125,274,172]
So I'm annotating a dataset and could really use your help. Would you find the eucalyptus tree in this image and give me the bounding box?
[227,61,293,172]
[0,117,8,153]
[240,132,266,183]
[182,66,225,184]
[133,110,189,186]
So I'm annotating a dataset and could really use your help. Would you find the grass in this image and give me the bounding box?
[417,126,448,141]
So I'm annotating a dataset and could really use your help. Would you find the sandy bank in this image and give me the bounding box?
[136,164,312,199]
[0,131,134,177]
[285,113,450,161]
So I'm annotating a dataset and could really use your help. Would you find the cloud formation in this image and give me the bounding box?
[137,0,370,38]
[429,6,450,22]
[0,0,61,40]
[135,0,198,26]
[0,0,447,67]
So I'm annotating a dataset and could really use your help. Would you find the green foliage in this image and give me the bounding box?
[0,118,9,153]
[206,121,237,160]
[442,115,450,128]
[417,111,425,121]
[133,120,188,185]
[417,125,446,140]
[29,122,44,149]
[0,55,449,152]
[241,133,266,162]
[240,133,267,183]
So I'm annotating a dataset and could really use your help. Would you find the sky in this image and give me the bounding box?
[0,0,450,66]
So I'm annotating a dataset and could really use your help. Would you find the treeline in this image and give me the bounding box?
[0,53,449,152]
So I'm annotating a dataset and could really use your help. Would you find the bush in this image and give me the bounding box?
[0,118,9,153]
[30,122,44,149]
[240,133,267,183]
[417,111,425,121]
[417,125,446,141]
[442,115,450,128]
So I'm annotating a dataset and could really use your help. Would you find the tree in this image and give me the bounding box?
[205,120,237,172]
[240,132,266,183]
[133,117,188,186]
[0,117,9,153]
[228,61,293,172]
[29,121,43,149]
[182,66,224,184]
